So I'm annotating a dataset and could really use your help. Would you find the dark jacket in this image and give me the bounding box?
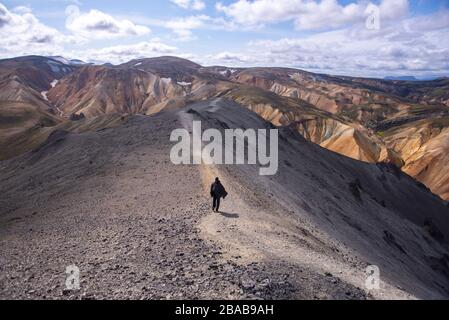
[211,181,228,199]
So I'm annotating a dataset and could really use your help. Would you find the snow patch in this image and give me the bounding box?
[41,91,48,101]
[161,78,172,85]
[289,73,300,80]
[49,56,70,65]
[47,61,63,73]
[56,107,64,116]
[134,62,143,67]
[218,69,237,76]
[46,61,72,74]
[48,56,86,66]
[50,80,58,88]
[177,81,192,86]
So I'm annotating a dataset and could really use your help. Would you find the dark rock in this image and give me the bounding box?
[62,289,72,296]
[424,218,445,242]
[69,113,85,121]
[349,180,362,202]
[383,230,407,254]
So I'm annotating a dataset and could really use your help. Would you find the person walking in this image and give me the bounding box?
[210,177,228,212]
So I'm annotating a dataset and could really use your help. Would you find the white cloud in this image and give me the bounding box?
[210,51,251,64]
[379,0,409,20]
[65,5,150,39]
[73,40,178,64]
[206,8,449,77]
[1,0,447,78]
[216,0,409,30]
[406,9,449,32]
[0,3,177,63]
[171,0,206,11]
[11,6,32,14]
[155,14,236,41]
[0,2,69,57]
[164,15,206,41]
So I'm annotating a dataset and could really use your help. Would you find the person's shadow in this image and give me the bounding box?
[218,211,239,219]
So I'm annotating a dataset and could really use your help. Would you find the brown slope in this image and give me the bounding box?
[119,56,202,82]
[0,56,73,93]
[2,55,448,200]
[0,56,78,160]
[47,65,189,117]
[230,67,449,199]
[223,86,403,166]
[340,76,449,107]
[231,67,411,122]
[383,116,449,200]
[0,110,128,161]
[47,57,239,118]
[0,56,75,113]
[0,100,61,160]
[0,79,49,110]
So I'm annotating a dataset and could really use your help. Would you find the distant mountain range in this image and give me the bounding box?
[384,76,447,81]
[385,76,418,81]
[1,55,449,201]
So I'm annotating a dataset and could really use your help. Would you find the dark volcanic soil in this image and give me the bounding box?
[0,110,365,300]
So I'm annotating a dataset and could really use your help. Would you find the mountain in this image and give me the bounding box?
[119,56,202,82]
[0,56,73,92]
[0,100,61,161]
[219,67,449,199]
[338,76,449,107]
[1,55,449,202]
[385,76,418,81]
[46,65,185,117]
[221,85,403,166]
[0,56,78,160]
[229,67,412,118]
[0,56,73,108]
[47,56,89,66]
[1,98,449,299]
[45,57,236,118]
[383,115,449,200]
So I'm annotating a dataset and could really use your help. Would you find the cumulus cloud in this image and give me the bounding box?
[73,40,178,64]
[153,15,236,41]
[65,5,150,39]
[0,2,177,63]
[0,3,11,27]
[206,8,449,77]
[10,6,32,15]
[166,15,235,41]
[210,51,251,63]
[164,15,205,41]
[216,0,409,30]
[0,2,69,57]
[1,0,447,78]
[171,0,206,11]
[407,9,449,32]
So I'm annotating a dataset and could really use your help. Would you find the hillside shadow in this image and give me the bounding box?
[219,211,239,219]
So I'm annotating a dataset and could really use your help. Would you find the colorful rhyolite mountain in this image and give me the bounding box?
[0,55,448,200]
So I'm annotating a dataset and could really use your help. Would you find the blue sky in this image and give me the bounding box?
[1,0,448,77]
